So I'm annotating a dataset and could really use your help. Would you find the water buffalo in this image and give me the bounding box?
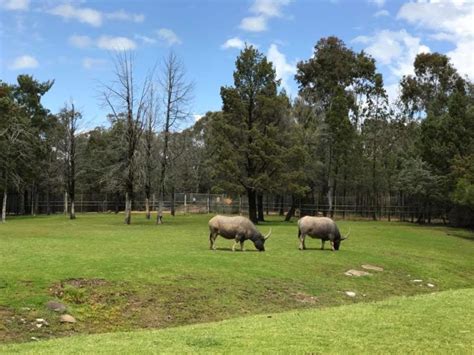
[208,215,271,252]
[297,216,349,251]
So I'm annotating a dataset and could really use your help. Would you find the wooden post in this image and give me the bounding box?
[184,194,187,215]
[207,196,210,214]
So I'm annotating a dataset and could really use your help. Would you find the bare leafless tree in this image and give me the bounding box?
[156,52,194,224]
[102,52,152,224]
[58,101,82,219]
[143,85,158,220]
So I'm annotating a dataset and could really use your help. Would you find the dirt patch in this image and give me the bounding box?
[3,276,323,344]
[293,292,318,304]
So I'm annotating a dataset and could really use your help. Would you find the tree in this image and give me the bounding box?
[0,83,30,222]
[295,37,377,217]
[103,52,152,224]
[58,102,82,219]
[209,46,288,223]
[156,52,193,224]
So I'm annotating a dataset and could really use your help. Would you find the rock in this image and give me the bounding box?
[345,291,356,297]
[36,323,42,328]
[361,264,384,272]
[427,283,435,288]
[46,301,67,313]
[345,269,371,277]
[60,314,76,323]
[35,318,49,326]
[31,337,39,341]
[412,279,423,283]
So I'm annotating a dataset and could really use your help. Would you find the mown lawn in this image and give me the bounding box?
[0,213,473,347]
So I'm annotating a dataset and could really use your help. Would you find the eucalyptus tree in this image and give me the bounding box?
[155,52,193,224]
[102,52,152,224]
[58,102,82,219]
[295,36,376,216]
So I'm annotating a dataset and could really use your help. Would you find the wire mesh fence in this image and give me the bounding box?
[4,191,448,222]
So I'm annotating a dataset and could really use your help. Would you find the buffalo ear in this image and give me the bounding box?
[264,228,272,240]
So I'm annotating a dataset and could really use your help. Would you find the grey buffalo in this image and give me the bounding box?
[297,216,349,251]
[208,215,271,252]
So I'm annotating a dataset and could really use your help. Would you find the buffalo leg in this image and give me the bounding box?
[330,240,335,251]
[232,236,240,252]
[299,233,306,250]
[240,240,245,251]
[209,232,217,250]
[321,240,325,250]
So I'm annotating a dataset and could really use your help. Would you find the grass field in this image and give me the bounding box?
[1,213,473,351]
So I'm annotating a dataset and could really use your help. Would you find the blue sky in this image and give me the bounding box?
[1,0,473,128]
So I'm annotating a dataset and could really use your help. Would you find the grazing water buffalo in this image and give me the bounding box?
[208,215,271,252]
[297,216,349,251]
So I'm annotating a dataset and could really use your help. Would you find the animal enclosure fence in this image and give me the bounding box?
[4,191,448,222]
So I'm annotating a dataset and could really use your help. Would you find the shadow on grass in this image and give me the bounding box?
[213,248,261,252]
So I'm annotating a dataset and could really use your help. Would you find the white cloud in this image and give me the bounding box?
[267,43,296,93]
[69,35,136,51]
[106,10,144,23]
[240,16,267,32]
[397,0,474,79]
[250,0,290,17]
[221,37,246,50]
[239,0,291,32]
[156,28,181,46]
[397,0,474,40]
[9,55,38,70]
[82,57,107,69]
[447,40,474,79]
[193,114,204,121]
[368,0,385,7]
[48,4,102,27]
[0,0,29,11]
[69,35,93,49]
[374,9,389,17]
[353,29,430,78]
[97,36,137,51]
[135,34,157,45]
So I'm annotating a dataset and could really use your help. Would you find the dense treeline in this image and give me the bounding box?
[1,37,473,226]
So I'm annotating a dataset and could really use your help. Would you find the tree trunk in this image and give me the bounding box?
[171,187,175,217]
[19,187,25,215]
[34,191,38,216]
[30,185,35,216]
[46,188,51,215]
[285,196,296,222]
[64,191,68,215]
[247,188,257,223]
[2,189,7,223]
[145,197,150,220]
[279,195,284,216]
[124,192,131,224]
[257,193,264,222]
[114,192,120,214]
[70,200,75,220]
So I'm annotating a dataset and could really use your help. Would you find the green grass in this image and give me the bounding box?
[0,213,473,348]
[2,288,473,353]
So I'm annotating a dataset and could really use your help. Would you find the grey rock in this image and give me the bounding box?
[46,301,67,313]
